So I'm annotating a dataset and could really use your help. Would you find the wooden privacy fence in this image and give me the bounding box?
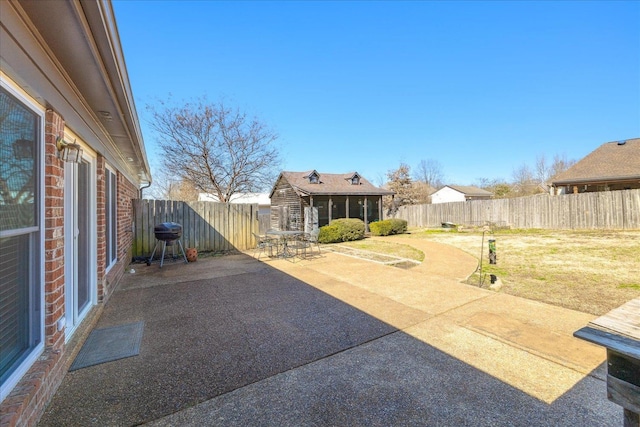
[132,199,259,257]
[395,189,640,230]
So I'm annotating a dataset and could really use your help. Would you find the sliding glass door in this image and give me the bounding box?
[64,157,94,335]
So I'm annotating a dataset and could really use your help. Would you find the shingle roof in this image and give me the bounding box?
[447,185,493,197]
[274,171,394,196]
[552,138,640,185]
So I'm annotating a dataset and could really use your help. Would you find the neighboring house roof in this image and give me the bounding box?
[552,138,640,186]
[199,192,271,205]
[445,185,493,197]
[270,171,394,197]
[412,182,438,195]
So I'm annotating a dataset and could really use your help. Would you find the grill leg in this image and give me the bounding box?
[160,240,167,268]
[177,240,188,264]
[148,240,160,265]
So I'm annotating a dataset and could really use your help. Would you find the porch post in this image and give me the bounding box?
[308,196,313,232]
[328,196,332,223]
[346,196,350,218]
[379,196,383,220]
[364,196,369,231]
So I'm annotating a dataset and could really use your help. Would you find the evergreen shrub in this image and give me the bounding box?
[369,218,408,236]
[318,218,365,243]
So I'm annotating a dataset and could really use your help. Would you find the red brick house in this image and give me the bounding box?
[269,170,394,231]
[0,1,151,426]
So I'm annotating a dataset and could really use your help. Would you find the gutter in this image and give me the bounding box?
[552,176,640,186]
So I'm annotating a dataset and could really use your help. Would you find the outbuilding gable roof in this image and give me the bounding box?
[446,185,493,197]
[270,171,394,197]
[552,138,640,185]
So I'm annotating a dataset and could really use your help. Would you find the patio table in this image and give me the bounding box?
[266,230,303,258]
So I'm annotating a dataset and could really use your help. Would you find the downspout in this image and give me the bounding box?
[139,181,151,199]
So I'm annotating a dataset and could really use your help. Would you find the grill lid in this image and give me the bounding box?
[154,222,182,240]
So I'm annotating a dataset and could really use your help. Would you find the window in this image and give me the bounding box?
[309,173,319,184]
[105,167,117,269]
[0,85,43,395]
[351,176,360,185]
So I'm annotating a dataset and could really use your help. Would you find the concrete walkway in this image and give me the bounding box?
[39,238,619,426]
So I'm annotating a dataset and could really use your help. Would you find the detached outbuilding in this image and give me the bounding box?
[269,170,394,231]
[551,138,640,194]
[430,185,493,204]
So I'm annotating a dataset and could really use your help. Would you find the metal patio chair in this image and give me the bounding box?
[252,232,277,259]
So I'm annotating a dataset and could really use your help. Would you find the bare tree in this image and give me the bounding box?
[530,153,576,193]
[167,179,200,201]
[475,177,513,198]
[148,97,280,203]
[413,158,444,189]
[511,163,541,196]
[143,163,200,201]
[535,154,551,188]
[550,153,575,179]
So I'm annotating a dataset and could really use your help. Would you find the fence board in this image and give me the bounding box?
[132,199,259,257]
[395,189,640,230]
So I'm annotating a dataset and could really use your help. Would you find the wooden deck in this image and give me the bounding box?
[574,297,640,426]
[590,297,640,341]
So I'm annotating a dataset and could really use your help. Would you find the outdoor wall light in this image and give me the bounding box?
[56,136,83,163]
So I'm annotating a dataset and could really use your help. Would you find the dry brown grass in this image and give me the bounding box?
[407,228,640,316]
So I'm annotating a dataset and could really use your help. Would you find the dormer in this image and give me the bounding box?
[347,172,361,185]
[305,170,320,184]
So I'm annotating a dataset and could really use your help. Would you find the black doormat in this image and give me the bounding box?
[69,321,144,371]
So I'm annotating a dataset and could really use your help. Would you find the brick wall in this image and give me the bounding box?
[102,171,138,300]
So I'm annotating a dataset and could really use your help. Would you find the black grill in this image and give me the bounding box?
[148,222,188,267]
[154,222,182,241]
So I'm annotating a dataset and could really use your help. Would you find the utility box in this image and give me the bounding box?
[574,298,640,427]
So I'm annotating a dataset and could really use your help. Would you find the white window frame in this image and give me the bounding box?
[63,149,98,342]
[0,78,45,403]
[105,165,117,271]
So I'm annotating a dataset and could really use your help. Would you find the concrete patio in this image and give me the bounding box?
[38,238,620,426]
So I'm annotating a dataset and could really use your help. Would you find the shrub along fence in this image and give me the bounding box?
[395,189,640,230]
[132,199,259,257]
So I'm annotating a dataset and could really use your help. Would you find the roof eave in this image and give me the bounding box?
[552,175,640,186]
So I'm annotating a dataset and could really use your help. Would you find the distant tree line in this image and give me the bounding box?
[384,154,575,212]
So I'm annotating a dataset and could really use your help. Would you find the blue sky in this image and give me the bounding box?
[113,1,640,187]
